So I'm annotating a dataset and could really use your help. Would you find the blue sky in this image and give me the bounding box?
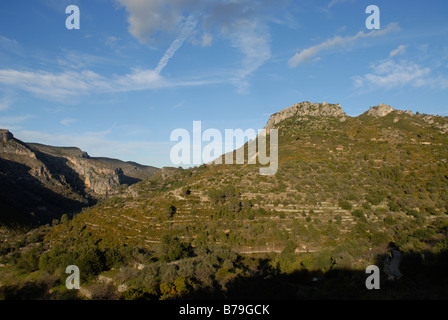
[0,0,447,168]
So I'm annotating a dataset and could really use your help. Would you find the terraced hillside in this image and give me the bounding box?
[45,103,448,249]
[1,102,448,300]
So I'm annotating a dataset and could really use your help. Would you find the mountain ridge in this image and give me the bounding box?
[0,130,159,226]
[264,101,448,134]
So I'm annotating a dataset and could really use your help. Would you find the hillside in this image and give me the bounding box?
[0,131,158,227]
[1,102,447,300]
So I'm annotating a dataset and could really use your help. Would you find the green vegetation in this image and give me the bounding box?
[1,107,448,299]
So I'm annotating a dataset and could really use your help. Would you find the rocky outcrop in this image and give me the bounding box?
[0,130,13,143]
[366,103,395,117]
[0,130,36,158]
[365,103,414,118]
[418,114,448,134]
[265,101,346,129]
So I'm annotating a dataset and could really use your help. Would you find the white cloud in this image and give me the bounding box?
[60,118,77,126]
[389,45,407,58]
[288,23,400,68]
[353,59,448,90]
[0,1,279,99]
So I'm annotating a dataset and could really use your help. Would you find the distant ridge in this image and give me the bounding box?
[0,130,159,226]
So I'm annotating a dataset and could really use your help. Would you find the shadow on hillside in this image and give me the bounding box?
[1,246,446,300]
[0,158,94,228]
[186,248,448,300]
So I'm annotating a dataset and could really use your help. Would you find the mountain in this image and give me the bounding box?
[45,101,448,246]
[0,130,158,227]
[1,101,447,300]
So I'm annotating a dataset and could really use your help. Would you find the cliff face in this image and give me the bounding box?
[0,130,158,226]
[57,155,124,195]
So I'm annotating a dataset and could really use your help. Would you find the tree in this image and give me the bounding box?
[158,234,191,262]
[339,199,352,210]
[163,204,177,219]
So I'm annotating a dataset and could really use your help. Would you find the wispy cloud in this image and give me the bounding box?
[228,21,271,93]
[353,59,448,91]
[154,15,198,75]
[389,45,407,58]
[288,23,400,68]
[116,0,279,92]
[0,69,111,100]
[56,49,119,70]
[0,65,218,101]
[60,118,77,126]
[0,35,23,56]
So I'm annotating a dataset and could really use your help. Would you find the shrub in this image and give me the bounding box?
[388,201,400,212]
[366,192,384,205]
[352,209,364,219]
[158,234,191,262]
[313,249,333,272]
[339,199,352,210]
[120,287,158,300]
[163,204,177,219]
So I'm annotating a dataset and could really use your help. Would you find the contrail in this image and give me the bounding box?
[154,16,197,75]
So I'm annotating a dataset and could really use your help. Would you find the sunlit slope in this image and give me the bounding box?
[46,103,448,258]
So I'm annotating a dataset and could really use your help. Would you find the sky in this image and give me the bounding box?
[0,0,447,168]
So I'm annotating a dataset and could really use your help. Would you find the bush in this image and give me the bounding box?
[158,234,192,262]
[208,185,240,205]
[411,228,436,241]
[313,249,333,272]
[388,201,400,212]
[352,209,364,219]
[366,192,384,205]
[163,204,177,219]
[120,287,158,300]
[339,199,352,210]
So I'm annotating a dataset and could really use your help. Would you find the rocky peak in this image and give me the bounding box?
[366,103,395,117]
[265,101,346,129]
